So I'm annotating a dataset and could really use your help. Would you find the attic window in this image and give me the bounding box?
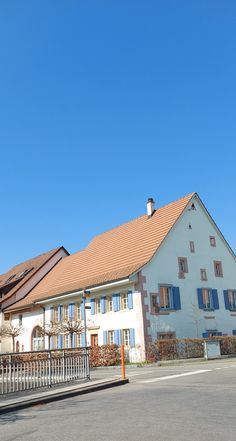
[6,274,16,283]
[16,268,34,279]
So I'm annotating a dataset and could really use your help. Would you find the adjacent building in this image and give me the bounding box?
[2,193,236,360]
[0,246,69,352]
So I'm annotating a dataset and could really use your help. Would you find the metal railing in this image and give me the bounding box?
[0,348,90,395]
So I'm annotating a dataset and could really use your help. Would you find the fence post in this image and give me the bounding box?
[121,344,125,380]
[48,351,52,387]
[62,350,65,381]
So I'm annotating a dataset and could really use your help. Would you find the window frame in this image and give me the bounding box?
[121,292,128,310]
[189,241,195,253]
[107,296,113,312]
[95,298,101,314]
[178,257,188,278]
[200,269,207,281]
[202,288,214,310]
[122,329,130,346]
[158,285,174,310]
[108,330,114,345]
[228,290,236,311]
[210,236,216,247]
[214,261,223,277]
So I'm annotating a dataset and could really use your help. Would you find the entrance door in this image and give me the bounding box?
[91,334,98,347]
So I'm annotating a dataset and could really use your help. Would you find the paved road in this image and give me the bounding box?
[1,358,236,441]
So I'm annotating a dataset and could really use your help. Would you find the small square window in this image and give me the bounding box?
[210,236,216,247]
[189,241,195,253]
[178,257,188,277]
[200,269,207,281]
[214,261,223,277]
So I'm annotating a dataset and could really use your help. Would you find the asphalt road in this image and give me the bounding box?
[1,358,236,441]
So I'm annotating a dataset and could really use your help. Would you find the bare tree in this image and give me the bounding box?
[60,320,84,348]
[0,323,24,352]
[38,321,61,349]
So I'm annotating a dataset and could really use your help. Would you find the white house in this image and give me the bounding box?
[4,193,236,360]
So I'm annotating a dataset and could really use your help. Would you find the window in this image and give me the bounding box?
[32,326,44,351]
[107,296,113,312]
[122,329,130,346]
[6,274,16,283]
[157,332,176,340]
[202,288,214,309]
[198,288,219,310]
[159,286,173,309]
[19,314,22,326]
[108,330,114,345]
[95,298,101,314]
[178,257,188,278]
[63,305,68,321]
[121,292,128,310]
[158,286,181,310]
[202,330,222,338]
[75,303,81,320]
[75,333,81,347]
[214,261,223,277]
[189,241,195,253]
[200,269,207,281]
[210,236,216,247]
[63,334,69,348]
[224,290,236,311]
[54,306,58,321]
[151,294,159,314]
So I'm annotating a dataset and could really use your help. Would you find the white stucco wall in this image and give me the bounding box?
[142,195,236,341]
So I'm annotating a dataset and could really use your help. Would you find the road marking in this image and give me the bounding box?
[215,368,221,370]
[139,369,212,383]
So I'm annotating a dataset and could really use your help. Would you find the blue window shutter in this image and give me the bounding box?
[113,294,118,312]
[202,332,208,338]
[172,287,181,310]
[114,329,120,345]
[224,290,230,310]
[233,330,236,336]
[69,303,75,320]
[50,306,54,322]
[129,328,135,347]
[128,291,133,309]
[197,288,204,309]
[116,294,121,311]
[81,332,86,347]
[212,289,219,310]
[58,305,63,321]
[81,301,85,320]
[58,335,63,349]
[103,331,108,344]
[101,296,106,314]
[50,335,54,349]
[90,299,95,315]
[118,329,122,345]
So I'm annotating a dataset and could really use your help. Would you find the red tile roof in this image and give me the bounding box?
[6,193,195,311]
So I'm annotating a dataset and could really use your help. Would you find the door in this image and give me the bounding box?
[91,334,98,347]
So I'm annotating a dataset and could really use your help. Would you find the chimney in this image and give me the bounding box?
[147,198,155,217]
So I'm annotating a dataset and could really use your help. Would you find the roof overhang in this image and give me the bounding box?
[34,277,131,304]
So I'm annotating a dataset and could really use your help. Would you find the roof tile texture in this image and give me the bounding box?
[7,193,195,310]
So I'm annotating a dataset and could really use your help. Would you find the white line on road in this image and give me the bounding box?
[139,369,212,383]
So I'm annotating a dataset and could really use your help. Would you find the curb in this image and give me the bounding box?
[0,379,129,415]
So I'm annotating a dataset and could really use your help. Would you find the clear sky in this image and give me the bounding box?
[0,1,236,273]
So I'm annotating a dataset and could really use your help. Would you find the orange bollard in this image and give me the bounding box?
[121,343,125,380]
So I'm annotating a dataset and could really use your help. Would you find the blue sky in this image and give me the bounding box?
[0,1,236,273]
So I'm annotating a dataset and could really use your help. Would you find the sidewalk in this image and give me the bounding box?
[0,376,129,415]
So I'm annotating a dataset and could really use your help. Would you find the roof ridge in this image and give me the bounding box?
[87,192,196,241]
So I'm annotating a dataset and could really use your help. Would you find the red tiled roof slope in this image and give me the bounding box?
[7,193,195,310]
